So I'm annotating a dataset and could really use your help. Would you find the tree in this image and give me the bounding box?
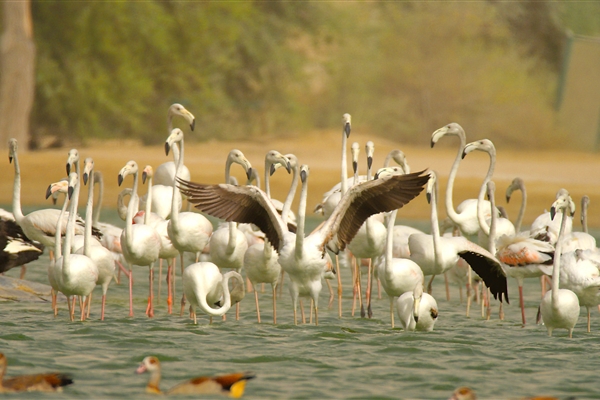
[0,0,35,150]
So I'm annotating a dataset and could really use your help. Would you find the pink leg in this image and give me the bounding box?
[519,285,526,326]
[19,266,26,279]
[148,267,155,318]
[128,267,134,317]
[101,294,106,321]
[167,262,173,314]
[179,254,186,316]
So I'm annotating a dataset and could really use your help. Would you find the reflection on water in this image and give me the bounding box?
[0,208,599,399]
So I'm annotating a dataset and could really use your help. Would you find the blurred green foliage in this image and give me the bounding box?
[22,1,600,148]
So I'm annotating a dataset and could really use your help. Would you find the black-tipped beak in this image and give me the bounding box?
[45,185,52,200]
[270,164,276,176]
[118,174,124,187]
[9,156,13,164]
[461,150,467,159]
[301,169,307,183]
[285,162,291,174]
[374,171,381,180]
[165,142,171,156]
[426,192,431,205]
[68,186,74,200]
[430,140,435,149]
[142,171,148,184]
[550,206,556,220]
[190,119,195,131]
[344,123,351,138]
[367,156,373,170]
[352,161,358,174]
[83,172,89,185]
[66,163,71,175]
[414,316,419,323]
[506,195,511,203]
[246,167,253,181]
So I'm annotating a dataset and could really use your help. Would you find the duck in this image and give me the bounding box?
[0,353,73,393]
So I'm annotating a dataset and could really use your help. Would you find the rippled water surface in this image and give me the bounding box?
[1,209,599,399]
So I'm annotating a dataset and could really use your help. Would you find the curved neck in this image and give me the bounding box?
[226,222,238,254]
[199,271,241,316]
[581,198,588,234]
[144,175,153,225]
[84,172,95,256]
[170,141,183,228]
[552,210,569,304]
[281,164,299,225]
[487,184,497,254]
[430,179,442,266]
[341,133,348,194]
[476,151,496,235]
[11,149,24,223]
[444,132,466,225]
[264,159,272,199]
[515,185,527,233]
[63,181,80,278]
[146,369,161,394]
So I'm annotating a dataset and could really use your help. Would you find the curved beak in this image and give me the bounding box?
[66,163,71,175]
[83,172,89,185]
[142,170,148,184]
[165,141,171,156]
[367,156,373,170]
[67,186,74,200]
[118,174,124,187]
[246,167,253,181]
[45,184,53,200]
[550,206,556,220]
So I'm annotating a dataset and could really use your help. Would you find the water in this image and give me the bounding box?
[1,209,599,399]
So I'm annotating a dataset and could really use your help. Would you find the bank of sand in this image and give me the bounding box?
[3,130,599,228]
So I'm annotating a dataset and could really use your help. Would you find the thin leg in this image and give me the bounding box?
[427,274,435,295]
[336,254,342,318]
[79,296,85,321]
[366,259,373,318]
[293,298,298,326]
[51,289,57,317]
[86,291,92,318]
[101,293,106,321]
[236,302,240,321]
[272,284,277,325]
[309,299,314,324]
[315,304,319,326]
[390,297,395,328]
[351,256,358,317]
[128,267,134,317]
[466,268,472,317]
[519,285,526,326]
[158,259,163,303]
[19,266,26,279]
[148,266,155,318]
[587,307,591,333]
[254,289,261,323]
[179,253,186,316]
[326,280,334,310]
[444,272,450,301]
[166,261,173,314]
[66,295,72,322]
[300,299,306,324]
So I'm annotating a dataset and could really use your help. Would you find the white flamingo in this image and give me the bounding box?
[178,167,430,325]
[430,123,498,236]
[244,150,290,324]
[118,161,161,317]
[165,128,214,316]
[376,200,424,328]
[73,158,115,320]
[54,173,99,322]
[182,262,245,324]
[154,103,194,187]
[539,191,580,338]
[408,171,509,304]
[396,279,438,332]
[207,149,253,320]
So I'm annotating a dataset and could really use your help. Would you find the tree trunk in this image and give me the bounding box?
[0,0,35,151]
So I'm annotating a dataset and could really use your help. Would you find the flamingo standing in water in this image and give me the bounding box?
[178,166,430,325]
[118,161,161,317]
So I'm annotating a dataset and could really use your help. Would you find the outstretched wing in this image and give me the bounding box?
[321,169,430,253]
[177,179,287,252]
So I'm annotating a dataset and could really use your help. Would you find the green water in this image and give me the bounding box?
[1,209,599,399]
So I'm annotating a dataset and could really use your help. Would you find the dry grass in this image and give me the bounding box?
[4,130,600,228]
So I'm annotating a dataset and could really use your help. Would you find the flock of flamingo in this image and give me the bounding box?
[1,104,599,395]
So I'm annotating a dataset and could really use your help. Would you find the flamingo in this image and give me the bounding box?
[430,123,498,236]
[347,141,387,319]
[376,197,424,328]
[8,139,98,252]
[408,171,509,304]
[154,103,194,187]
[0,353,73,393]
[244,150,290,324]
[118,161,161,317]
[182,262,245,324]
[0,213,43,275]
[561,195,597,254]
[207,149,253,320]
[178,167,430,325]
[73,158,115,320]
[164,129,214,316]
[53,173,99,322]
[396,278,438,331]
[135,356,254,397]
[539,190,580,337]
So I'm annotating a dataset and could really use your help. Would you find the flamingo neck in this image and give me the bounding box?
[341,133,348,194]
[226,222,238,255]
[515,185,526,233]
[384,209,398,272]
[444,132,466,226]
[125,172,139,250]
[199,271,241,316]
[63,181,80,278]
[486,184,497,254]
[144,175,153,225]
[11,150,24,223]
[54,190,70,260]
[430,180,442,267]
[92,173,103,227]
[170,141,184,228]
[84,172,95,256]
[281,163,299,226]
[476,150,496,236]
[264,159,271,198]
[551,210,569,305]
[294,175,308,260]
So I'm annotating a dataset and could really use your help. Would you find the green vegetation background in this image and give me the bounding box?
[13,2,600,148]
